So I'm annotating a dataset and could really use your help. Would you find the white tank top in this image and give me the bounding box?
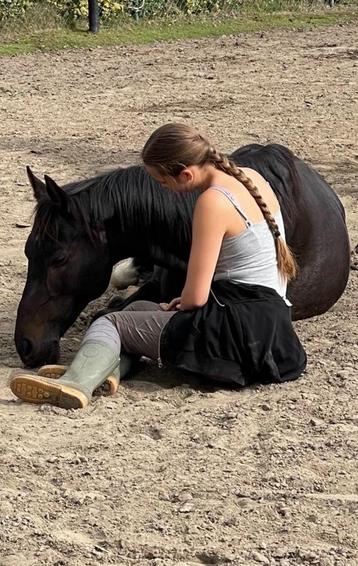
[211,185,291,306]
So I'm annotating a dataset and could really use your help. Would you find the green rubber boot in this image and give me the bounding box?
[10,341,120,409]
[36,352,135,396]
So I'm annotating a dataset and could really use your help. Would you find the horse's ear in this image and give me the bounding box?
[26,166,46,201]
[44,175,68,210]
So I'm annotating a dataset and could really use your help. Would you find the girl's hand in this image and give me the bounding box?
[160,297,181,311]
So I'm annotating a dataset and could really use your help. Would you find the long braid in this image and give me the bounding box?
[208,147,298,280]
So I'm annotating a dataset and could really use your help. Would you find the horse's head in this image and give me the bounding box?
[15,169,113,367]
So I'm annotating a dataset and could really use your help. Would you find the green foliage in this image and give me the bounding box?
[1,0,357,26]
[0,0,289,25]
[0,0,31,22]
[141,0,175,19]
[49,0,125,22]
[180,0,238,15]
[0,0,126,24]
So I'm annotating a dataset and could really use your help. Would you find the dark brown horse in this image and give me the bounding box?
[15,144,350,367]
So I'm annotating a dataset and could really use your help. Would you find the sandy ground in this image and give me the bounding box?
[0,23,357,566]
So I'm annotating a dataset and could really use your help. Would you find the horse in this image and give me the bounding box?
[15,144,350,368]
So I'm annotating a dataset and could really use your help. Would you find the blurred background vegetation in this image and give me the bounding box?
[0,0,357,54]
[1,0,356,29]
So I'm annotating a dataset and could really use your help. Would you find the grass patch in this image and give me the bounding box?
[0,8,357,56]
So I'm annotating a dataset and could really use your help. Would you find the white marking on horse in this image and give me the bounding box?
[110,258,139,289]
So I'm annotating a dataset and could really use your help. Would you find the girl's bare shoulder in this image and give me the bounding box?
[239,167,279,206]
[197,187,231,207]
[239,166,267,185]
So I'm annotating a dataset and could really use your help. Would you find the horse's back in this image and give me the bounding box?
[231,144,350,319]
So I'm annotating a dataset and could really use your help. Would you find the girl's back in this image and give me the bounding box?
[205,168,288,302]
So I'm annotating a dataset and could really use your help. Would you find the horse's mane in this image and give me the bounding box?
[33,166,197,250]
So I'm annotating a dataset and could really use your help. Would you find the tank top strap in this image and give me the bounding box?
[209,185,252,228]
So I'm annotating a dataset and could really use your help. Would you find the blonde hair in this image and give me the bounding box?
[142,123,297,280]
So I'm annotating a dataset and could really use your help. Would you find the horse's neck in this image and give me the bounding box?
[105,177,193,268]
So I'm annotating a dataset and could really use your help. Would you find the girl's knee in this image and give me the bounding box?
[101,312,120,326]
[92,314,111,325]
[123,300,160,312]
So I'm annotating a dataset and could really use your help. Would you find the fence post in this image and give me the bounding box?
[88,0,100,33]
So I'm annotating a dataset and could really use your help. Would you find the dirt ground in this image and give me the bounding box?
[0,22,357,566]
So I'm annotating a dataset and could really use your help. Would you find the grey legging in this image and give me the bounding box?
[83,301,176,361]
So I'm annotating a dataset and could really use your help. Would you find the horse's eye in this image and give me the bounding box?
[51,254,68,268]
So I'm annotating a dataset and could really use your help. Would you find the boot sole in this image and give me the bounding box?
[10,375,88,409]
[37,365,118,396]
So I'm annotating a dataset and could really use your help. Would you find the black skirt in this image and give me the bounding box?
[160,280,307,387]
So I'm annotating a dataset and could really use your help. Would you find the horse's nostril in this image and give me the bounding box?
[20,338,33,358]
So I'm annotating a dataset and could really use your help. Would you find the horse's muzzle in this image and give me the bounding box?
[15,336,60,368]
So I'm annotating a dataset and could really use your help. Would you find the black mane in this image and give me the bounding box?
[33,165,198,256]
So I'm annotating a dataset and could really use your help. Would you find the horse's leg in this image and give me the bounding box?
[110,257,155,290]
[92,279,163,321]
[93,266,186,322]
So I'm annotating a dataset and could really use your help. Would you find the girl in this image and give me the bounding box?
[10,124,306,409]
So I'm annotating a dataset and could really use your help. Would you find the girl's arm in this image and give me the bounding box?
[180,190,228,310]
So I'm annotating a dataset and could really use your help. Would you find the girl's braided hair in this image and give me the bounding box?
[142,123,297,280]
